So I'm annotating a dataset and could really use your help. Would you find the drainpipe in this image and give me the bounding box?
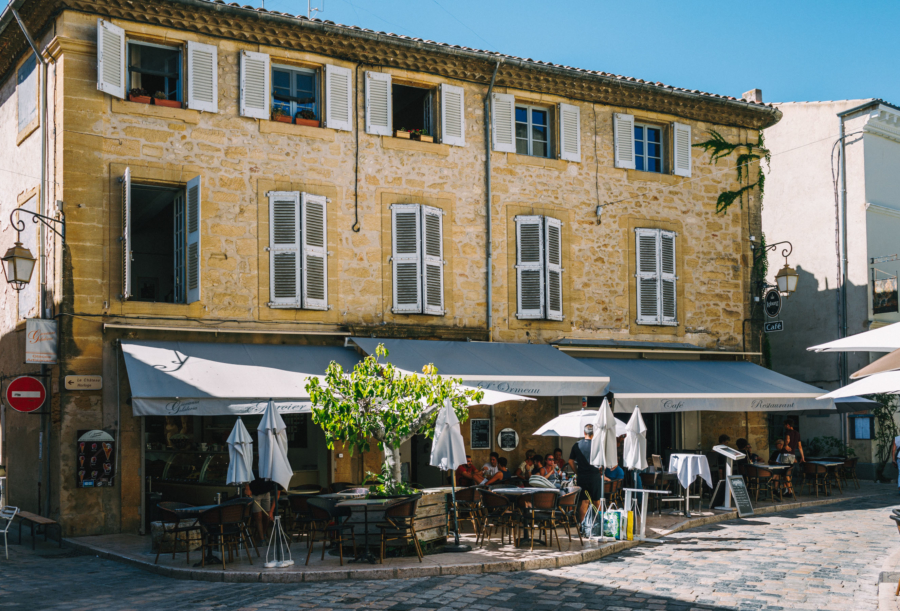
[838,115,849,447]
[484,60,501,343]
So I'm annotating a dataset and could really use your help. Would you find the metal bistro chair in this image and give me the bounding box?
[802,462,830,498]
[199,500,255,570]
[754,465,780,503]
[305,497,357,566]
[556,488,582,545]
[477,490,514,547]
[842,457,860,490]
[287,494,321,548]
[155,502,203,565]
[0,506,18,560]
[514,491,561,552]
[453,486,484,535]
[377,495,424,563]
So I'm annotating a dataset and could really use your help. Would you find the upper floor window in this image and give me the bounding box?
[391,204,445,315]
[515,215,563,321]
[392,83,434,138]
[635,228,677,326]
[272,65,318,123]
[614,113,692,177]
[267,191,329,311]
[17,53,37,133]
[634,124,663,173]
[515,105,550,158]
[127,41,181,103]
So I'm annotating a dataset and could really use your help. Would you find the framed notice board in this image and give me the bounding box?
[727,475,754,517]
[470,419,491,450]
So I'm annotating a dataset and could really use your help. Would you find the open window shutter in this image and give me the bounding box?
[186,41,218,113]
[558,103,581,162]
[441,84,465,147]
[544,217,563,321]
[673,122,692,177]
[614,113,636,169]
[515,215,544,319]
[301,193,328,311]
[121,167,132,299]
[186,176,202,304]
[635,228,660,324]
[421,206,445,316]
[97,19,125,99]
[364,71,392,136]
[491,93,516,153]
[392,204,422,314]
[660,230,677,325]
[240,50,269,119]
[325,64,353,132]
[268,191,301,307]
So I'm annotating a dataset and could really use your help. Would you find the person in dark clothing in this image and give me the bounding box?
[568,424,605,522]
[784,420,805,462]
[769,439,785,464]
[245,473,279,544]
[485,457,513,485]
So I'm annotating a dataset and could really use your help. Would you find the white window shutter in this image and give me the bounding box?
[660,230,677,325]
[121,167,132,299]
[364,71,392,136]
[186,41,218,113]
[515,215,544,319]
[97,19,125,99]
[240,50,269,120]
[544,217,563,321]
[558,103,581,162]
[441,84,465,147]
[392,204,422,314]
[301,193,328,311]
[491,93,516,153]
[635,228,659,324]
[186,176,202,304]
[614,113,636,169]
[268,191,301,307]
[421,205,445,316]
[673,122,692,177]
[325,64,353,132]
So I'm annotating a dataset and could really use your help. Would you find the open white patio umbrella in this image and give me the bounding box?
[429,400,470,552]
[226,417,254,488]
[808,322,900,353]
[589,398,618,539]
[258,400,294,568]
[818,370,900,400]
[534,410,627,438]
[623,407,647,489]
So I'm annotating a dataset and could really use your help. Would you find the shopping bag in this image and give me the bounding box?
[602,504,623,539]
[580,501,602,538]
[626,510,634,541]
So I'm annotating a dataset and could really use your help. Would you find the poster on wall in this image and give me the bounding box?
[77,430,115,488]
[874,277,898,314]
[498,428,519,452]
[25,318,57,364]
[470,419,491,449]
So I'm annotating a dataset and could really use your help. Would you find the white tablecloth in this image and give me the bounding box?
[668,454,712,489]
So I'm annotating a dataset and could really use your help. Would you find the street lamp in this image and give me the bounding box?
[775,261,799,295]
[3,207,65,291]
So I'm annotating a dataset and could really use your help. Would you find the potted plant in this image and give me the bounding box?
[294,109,319,128]
[152,91,182,108]
[366,463,420,499]
[128,88,151,104]
[410,129,433,143]
[394,127,411,139]
[272,106,292,123]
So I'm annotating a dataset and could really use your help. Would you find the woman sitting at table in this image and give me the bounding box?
[539,454,562,481]
[485,457,514,485]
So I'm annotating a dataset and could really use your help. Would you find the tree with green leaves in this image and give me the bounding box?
[872,393,899,482]
[305,344,484,485]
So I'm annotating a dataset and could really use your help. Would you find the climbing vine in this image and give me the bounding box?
[693,129,770,215]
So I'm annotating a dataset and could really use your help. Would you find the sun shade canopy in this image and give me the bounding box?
[347,337,609,397]
[575,358,832,413]
[808,322,900,353]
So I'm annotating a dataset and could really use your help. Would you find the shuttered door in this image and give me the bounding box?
[325,64,353,132]
[301,193,328,311]
[440,84,465,147]
[121,167,132,299]
[673,122,692,177]
[392,204,422,314]
[558,103,581,162]
[186,41,218,113]
[545,217,563,321]
[96,19,126,99]
[635,228,659,324]
[268,191,301,307]
[240,50,270,119]
[660,230,677,325]
[365,71,392,136]
[491,93,516,153]
[421,205,445,315]
[185,176,202,304]
[515,215,544,319]
[614,113,636,169]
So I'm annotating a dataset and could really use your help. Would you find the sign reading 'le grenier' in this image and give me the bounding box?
[25,319,57,364]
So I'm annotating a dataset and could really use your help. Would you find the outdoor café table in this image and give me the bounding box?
[492,488,563,546]
[335,497,400,564]
[623,488,670,540]
[170,501,240,566]
[667,454,712,518]
[808,461,845,494]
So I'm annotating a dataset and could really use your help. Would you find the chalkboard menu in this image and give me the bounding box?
[470,419,491,449]
[727,475,754,517]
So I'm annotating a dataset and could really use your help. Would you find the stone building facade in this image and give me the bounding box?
[0,0,779,536]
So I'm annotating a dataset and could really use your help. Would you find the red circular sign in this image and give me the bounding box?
[6,376,46,413]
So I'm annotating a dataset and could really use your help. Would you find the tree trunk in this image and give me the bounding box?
[383,444,402,484]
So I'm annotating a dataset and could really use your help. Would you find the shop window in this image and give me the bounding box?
[127,41,181,102]
[393,83,434,137]
[515,105,550,158]
[17,53,37,132]
[272,65,318,123]
[635,123,663,173]
[850,415,874,440]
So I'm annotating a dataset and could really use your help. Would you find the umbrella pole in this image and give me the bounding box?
[443,470,471,553]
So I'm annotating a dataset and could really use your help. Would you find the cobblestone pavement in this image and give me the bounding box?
[10,493,900,611]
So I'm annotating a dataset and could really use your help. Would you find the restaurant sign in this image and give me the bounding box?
[613,395,831,414]
[25,318,57,364]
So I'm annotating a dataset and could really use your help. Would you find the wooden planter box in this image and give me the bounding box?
[295,118,320,127]
[394,130,411,139]
[128,95,151,104]
[412,134,434,143]
[153,99,182,108]
[272,114,292,123]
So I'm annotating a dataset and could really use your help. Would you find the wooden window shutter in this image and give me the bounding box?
[96,19,126,99]
[121,167,132,299]
[301,193,328,311]
[614,113,636,169]
[440,84,465,147]
[558,103,581,162]
[364,71,392,136]
[635,228,660,324]
[515,215,544,319]
[544,217,563,321]
[185,176,202,304]
[186,41,218,113]
[325,64,353,132]
[660,230,677,325]
[240,50,269,120]
[391,204,422,314]
[268,191,301,307]
[673,122,692,177]
[491,93,516,153]
[421,205,445,316]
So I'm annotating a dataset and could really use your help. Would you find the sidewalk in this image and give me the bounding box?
[65,480,896,583]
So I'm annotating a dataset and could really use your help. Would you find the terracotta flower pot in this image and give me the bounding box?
[272,114,292,123]
[128,95,151,104]
[153,99,182,108]
[295,118,320,128]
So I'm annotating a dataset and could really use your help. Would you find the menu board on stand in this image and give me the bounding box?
[77,429,116,488]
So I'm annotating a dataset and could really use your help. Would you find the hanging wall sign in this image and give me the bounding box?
[764,289,782,318]
[497,428,519,452]
[470,419,491,450]
[77,430,115,488]
[25,319,57,364]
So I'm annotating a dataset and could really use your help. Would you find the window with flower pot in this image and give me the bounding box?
[126,41,182,106]
[272,65,320,126]
[363,72,465,145]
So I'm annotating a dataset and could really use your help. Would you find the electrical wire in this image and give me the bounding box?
[428,0,497,52]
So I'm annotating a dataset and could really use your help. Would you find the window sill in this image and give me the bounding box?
[506,153,567,171]
[381,136,449,156]
[259,119,335,141]
[626,170,679,185]
[16,116,39,146]
[111,97,200,124]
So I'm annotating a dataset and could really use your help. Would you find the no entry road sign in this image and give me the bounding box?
[6,376,46,413]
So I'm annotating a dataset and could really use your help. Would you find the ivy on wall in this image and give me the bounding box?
[693,129,771,214]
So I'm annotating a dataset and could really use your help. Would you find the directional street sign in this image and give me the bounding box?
[6,376,46,413]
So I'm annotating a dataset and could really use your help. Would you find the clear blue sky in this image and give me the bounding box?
[255,0,899,105]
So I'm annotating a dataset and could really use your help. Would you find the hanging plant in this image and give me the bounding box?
[693,129,770,214]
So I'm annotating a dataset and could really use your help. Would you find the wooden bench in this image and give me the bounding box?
[16,511,61,550]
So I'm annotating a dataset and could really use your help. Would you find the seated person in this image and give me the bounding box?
[531,455,544,476]
[539,454,561,481]
[736,438,762,463]
[604,465,624,481]
[455,455,479,486]
[516,451,535,479]
[482,452,500,479]
[485,457,514,485]
[769,439,785,464]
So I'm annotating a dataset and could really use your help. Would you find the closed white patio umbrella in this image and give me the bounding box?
[226,417,254,487]
[258,400,294,568]
[623,407,647,489]
[589,398,618,539]
[430,400,470,552]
